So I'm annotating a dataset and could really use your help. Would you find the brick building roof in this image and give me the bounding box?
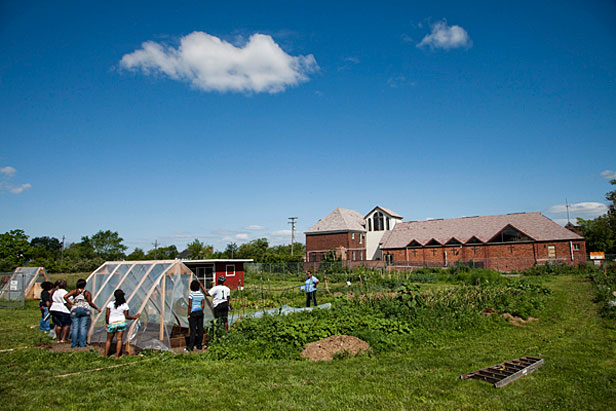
[364,206,402,219]
[381,212,583,249]
[305,208,366,234]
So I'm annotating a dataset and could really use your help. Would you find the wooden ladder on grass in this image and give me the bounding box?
[460,356,544,388]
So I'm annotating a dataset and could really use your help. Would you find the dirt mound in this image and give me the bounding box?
[301,335,370,361]
[502,313,539,327]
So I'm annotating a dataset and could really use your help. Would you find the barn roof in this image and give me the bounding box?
[305,208,366,234]
[381,212,583,249]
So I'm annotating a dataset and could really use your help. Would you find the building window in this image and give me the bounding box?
[352,251,356,261]
[573,243,580,251]
[368,219,372,231]
[360,251,363,260]
[386,217,390,230]
[359,234,363,244]
[352,233,355,240]
[374,212,384,231]
[385,254,394,263]
[547,245,556,258]
[226,264,236,276]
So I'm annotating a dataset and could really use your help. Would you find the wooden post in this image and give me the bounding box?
[160,271,166,341]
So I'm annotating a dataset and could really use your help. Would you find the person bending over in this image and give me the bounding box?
[208,276,230,331]
[104,289,140,359]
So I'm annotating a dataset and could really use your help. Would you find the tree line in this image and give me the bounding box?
[578,179,616,255]
[0,229,305,273]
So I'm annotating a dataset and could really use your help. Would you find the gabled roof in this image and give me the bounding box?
[364,206,402,219]
[382,212,583,249]
[305,208,366,234]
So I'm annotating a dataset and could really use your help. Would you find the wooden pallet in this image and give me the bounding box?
[460,356,544,388]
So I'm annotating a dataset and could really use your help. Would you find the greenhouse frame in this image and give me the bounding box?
[0,266,49,300]
[85,260,214,352]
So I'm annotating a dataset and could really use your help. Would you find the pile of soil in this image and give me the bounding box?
[300,335,370,361]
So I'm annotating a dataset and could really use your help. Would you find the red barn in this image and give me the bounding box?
[181,259,253,290]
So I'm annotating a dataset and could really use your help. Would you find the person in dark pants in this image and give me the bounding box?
[305,272,319,307]
[208,276,230,331]
[187,280,205,351]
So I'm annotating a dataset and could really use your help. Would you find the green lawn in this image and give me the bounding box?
[0,275,614,410]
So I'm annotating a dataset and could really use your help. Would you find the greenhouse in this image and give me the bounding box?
[85,260,214,352]
[0,267,49,301]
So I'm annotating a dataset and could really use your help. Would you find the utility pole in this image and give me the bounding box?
[565,198,570,225]
[288,217,297,256]
[153,240,159,259]
[61,235,65,262]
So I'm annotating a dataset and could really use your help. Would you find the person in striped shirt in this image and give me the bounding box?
[186,280,206,351]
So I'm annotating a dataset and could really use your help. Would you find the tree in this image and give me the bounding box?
[0,229,31,271]
[145,245,179,260]
[90,230,127,260]
[223,242,239,259]
[127,248,146,260]
[185,239,213,259]
[578,179,616,254]
[30,236,62,260]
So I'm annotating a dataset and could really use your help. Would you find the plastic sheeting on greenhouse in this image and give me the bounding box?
[85,260,214,352]
[0,267,48,300]
[229,303,332,325]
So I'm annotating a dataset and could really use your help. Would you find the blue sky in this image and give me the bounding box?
[1,1,615,252]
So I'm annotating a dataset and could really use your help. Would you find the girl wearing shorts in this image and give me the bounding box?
[49,280,71,343]
[104,289,140,359]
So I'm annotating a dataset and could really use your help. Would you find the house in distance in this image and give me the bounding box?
[305,207,586,271]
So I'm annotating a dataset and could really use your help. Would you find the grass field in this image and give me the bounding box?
[0,274,614,410]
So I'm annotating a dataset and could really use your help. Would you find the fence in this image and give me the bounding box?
[246,255,613,276]
[0,272,25,308]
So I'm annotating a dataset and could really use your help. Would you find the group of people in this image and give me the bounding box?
[39,279,140,358]
[185,275,231,352]
[38,275,233,357]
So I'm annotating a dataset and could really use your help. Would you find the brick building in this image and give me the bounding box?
[305,206,402,262]
[380,212,586,271]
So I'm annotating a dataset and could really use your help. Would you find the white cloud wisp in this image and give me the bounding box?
[417,21,472,50]
[120,31,318,93]
[600,170,616,180]
[546,202,608,219]
[0,165,31,195]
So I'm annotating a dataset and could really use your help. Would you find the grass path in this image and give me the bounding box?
[0,276,614,410]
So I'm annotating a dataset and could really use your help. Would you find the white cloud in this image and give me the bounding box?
[271,229,291,236]
[244,225,266,230]
[546,202,608,218]
[417,21,472,50]
[0,166,16,177]
[386,75,416,88]
[0,166,31,195]
[601,170,616,180]
[235,233,249,240]
[120,31,318,93]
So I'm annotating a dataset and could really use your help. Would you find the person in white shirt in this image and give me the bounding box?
[104,289,140,359]
[49,280,71,343]
[208,276,231,330]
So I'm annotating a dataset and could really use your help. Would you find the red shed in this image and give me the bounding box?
[181,259,252,290]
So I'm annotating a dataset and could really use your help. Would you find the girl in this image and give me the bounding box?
[49,280,71,343]
[104,289,140,359]
[64,279,101,348]
[39,281,54,332]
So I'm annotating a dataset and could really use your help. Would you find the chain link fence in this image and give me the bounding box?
[0,272,25,308]
[247,255,612,277]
